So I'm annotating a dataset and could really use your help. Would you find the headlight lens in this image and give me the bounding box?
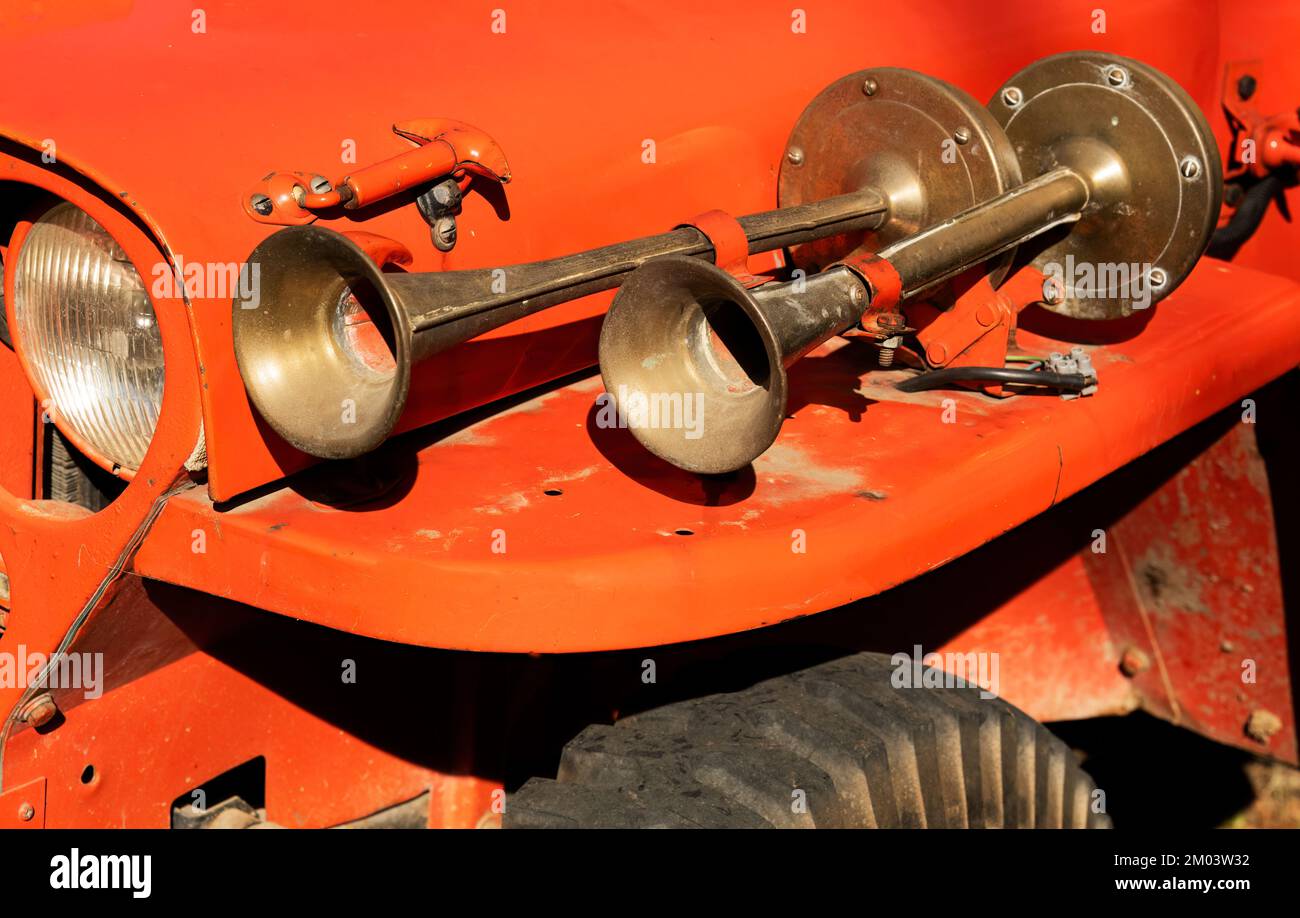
[11,201,163,472]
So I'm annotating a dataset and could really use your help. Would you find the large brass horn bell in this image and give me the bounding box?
[598,257,868,474]
[235,227,413,459]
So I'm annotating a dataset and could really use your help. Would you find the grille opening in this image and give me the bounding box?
[43,424,124,511]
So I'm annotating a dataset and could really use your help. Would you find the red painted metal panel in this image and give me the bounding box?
[937,555,1138,724]
[132,259,1300,651]
[1084,422,1297,763]
[0,0,1226,500]
[0,578,497,828]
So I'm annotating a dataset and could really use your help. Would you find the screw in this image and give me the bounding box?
[431,216,458,252]
[18,693,57,728]
[786,147,804,166]
[849,283,866,307]
[1119,646,1150,677]
[1180,156,1201,180]
[953,127,971,145]
[1148,267,1168,289]
[1106,65,1129,88]
[18,803,34,822]
[877,312,906,331]
[249,194,273,217]
[1001,87,1023,108]
[862,78,878,97]
[308,175,332,194]
[1042,277,1064,304]
[1237,74,1257,101]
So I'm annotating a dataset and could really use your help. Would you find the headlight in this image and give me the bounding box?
[9,201,163,472]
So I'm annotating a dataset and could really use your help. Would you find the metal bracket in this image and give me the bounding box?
[1220,61,1298,223]
[416,177,465,252]
[911,267,1048,396]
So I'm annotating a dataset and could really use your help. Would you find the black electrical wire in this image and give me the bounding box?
[895,365,1093,393]
[1208,172,1286,260]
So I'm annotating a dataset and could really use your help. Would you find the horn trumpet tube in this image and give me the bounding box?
[233,190,887,459]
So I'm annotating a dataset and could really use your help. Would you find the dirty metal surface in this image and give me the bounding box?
[130,257,1300,652]
[1084,418,1297,763]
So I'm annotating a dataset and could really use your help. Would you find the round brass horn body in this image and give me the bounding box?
[990,51,1222,319]
[233,226,413,459]
[778,67,1023,294]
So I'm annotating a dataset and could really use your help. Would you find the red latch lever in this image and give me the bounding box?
[243,118,510,225]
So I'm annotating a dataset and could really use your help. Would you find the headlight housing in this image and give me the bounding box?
[8,200,164,473]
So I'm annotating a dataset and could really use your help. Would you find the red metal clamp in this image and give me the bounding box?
[680,210,762,286]
[838,253,904,332]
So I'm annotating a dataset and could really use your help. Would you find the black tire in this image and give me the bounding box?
[507,651,1109,828]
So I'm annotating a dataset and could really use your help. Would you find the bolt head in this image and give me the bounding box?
[249,194,273,217]
[19,693,57,728]
[1148,267,1168,289]
[786,147,804,166]
[431,216,458,252]
[862,78,879,97]
[1001,87,1023,108]
[1119,646,1151,677]
[953,127,971,145]
[1106,65,1130,87]
[18,803,34,822]
[1179,156,1201,180]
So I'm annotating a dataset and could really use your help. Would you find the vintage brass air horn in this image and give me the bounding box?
[233,52,1218,465]
[599,52,1221,472]
[235,189,889,459]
